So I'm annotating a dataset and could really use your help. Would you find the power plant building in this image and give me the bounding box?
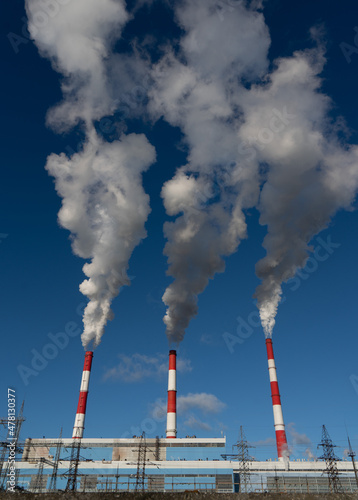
[15,437,358,493]
[3,349,357,493]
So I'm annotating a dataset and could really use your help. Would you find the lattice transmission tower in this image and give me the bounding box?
[135,432,147,491]
[318,425,344,494]
[49,428,62,491]
[233,426,254,492]
[65,439,82,491]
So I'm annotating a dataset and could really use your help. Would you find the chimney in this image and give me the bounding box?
[72,351,93,439]
[265,339,289,461]
[166,349,177,438]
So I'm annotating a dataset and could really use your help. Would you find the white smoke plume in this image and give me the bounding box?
[151,2,358,343]
[26,0,129,131]
[149,0,270,344]
[46,131,155,348]
[26,0,358,348]
[287,423,312,447]
[26,0,156,348]
[103,352,192,382]
[240,41,358,337]
[305,448,317,461]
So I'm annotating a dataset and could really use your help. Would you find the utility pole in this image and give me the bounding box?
[115,465,119,492]
[155,436,160,461]
[347,435,358,489]
[318,425,344,494]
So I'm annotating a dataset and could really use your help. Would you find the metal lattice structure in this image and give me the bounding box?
[234,426,253,492]
[48,428,62,491]
[135,432,147,491]
[12,401,25,447]
[33,455,61,493]
[318,425,344,493]
[33,458,47,492]
[65,439,82,491]
[273,467,280,493]
[347,434,358,488]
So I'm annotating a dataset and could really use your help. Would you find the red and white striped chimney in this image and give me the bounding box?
[166,349,177,438]
[72,351,93,439]
[265,339,289,461]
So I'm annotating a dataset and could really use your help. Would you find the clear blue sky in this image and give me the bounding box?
[1,0,358,462]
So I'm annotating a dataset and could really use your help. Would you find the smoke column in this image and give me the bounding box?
[25,0,156,348]
[240,41,358,337]
[26,0,358,347]
[149,3,358,344]
[149,0,270,344]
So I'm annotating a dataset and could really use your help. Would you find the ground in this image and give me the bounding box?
[0,493,358,500]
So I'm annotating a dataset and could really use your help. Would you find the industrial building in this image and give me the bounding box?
[1,346,357,493]
[10,437,358,493]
